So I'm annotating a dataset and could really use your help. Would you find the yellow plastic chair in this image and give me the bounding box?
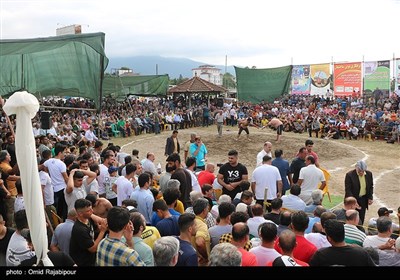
[280,207,297,213]
[319,167,331,203]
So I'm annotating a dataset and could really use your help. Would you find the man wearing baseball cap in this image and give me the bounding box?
[367,207,399,235]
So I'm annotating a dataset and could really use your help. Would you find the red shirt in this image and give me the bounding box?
[197,171,215,188]
[238,247,258,266]
[307,150,319,166]
[274,235,317,263]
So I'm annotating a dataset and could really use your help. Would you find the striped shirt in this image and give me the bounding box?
[96,237,145,266]
[344,224,366,247]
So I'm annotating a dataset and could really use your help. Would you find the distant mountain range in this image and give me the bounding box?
[106,55,236,79]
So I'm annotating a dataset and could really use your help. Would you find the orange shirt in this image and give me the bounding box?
[0,162,17,196]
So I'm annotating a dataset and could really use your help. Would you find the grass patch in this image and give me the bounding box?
[322,194,343,210]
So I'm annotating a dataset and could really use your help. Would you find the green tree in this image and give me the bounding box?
[169,75,188,85]
[223,73,236,89]
[177,74,187,84]
[169,78,178,85]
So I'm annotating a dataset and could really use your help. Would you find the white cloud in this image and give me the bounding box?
[0,0,398,68]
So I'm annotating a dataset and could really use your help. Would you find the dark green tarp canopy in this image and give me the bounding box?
[103,74,169,101]
[235,65,292,103]
[0,32,108,109]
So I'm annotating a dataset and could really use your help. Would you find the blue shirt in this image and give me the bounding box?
[130,189,155,224]
[175,237,198,266]
[151,208,181,226]
[305,216,320,234]
[155,216,180,237]
[189,143,208,167]
[272,157,290,193]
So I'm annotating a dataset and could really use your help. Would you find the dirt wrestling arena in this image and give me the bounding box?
[111,125,400,225]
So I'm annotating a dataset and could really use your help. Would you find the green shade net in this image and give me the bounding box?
[0,33,108,109]
[235,65,292,103]
[102,74,169,101]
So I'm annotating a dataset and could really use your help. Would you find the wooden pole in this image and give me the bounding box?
[263,187,269,214]
[0,96,15,138]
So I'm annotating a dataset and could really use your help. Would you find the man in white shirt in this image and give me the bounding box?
[97,151,115,198]
[185,157,202,193]
[6,211,35,266]
[214,110,225,137]
[249,221,281,265]
[84,125,98,143]
[251,155,282,212]
[64,168,96,213]
[297,155,326,205]
[305,211,336,249]
[142,152,159,181]
[281,184,306,211]
[247,204,276,238]
[256,142,273,167]
[363,216,396,249]
[348,124,359,140]
[44,144,68,220]
[32,122,42,137]
[113,163,136,206]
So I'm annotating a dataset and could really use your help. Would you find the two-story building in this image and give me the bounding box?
[192,65,222,86]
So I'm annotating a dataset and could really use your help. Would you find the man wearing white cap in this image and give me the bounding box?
[344,160,374,225]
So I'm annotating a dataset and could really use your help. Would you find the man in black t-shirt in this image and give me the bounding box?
[217,150,248,200]
[167,153,192,208]
[69,199,107,266]
[309,219,375,266]
[289,147,307,185]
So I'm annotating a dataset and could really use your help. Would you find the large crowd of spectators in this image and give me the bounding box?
[2,90,398,148]
[0,90,399,267]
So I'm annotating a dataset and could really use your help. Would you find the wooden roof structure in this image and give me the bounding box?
[168,76,227,95]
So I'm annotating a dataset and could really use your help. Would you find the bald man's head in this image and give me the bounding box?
[264,142,273,152]
[232,222,249,242]
[344,197,359,210]
[206,163,215,172]
[278,230,297,254]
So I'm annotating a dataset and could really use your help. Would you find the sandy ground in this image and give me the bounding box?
[111,125,400,224]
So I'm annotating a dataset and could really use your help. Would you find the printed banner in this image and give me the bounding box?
[310,63,331,96]
[363,60,390,93]
[333,62,362,97]
[291,65,311,94]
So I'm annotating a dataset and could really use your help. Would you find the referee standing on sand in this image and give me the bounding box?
[344,160,373,225]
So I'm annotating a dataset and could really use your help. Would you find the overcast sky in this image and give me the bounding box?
[1,0,398,68]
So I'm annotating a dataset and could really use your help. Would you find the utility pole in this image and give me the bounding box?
[225,55,227,74]
[156,64,158,75]
[393,53,396,92]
